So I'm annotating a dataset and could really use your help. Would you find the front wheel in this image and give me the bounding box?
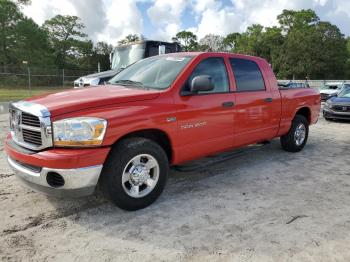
[100,137,169,211]
[280,115,309,152]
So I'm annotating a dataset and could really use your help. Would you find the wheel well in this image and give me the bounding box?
[115,129,173,162]
[295,107,311,124]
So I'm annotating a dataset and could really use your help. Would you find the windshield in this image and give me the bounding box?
[111,43,146,70]
[109,56,192,90]
[338,86,350,98]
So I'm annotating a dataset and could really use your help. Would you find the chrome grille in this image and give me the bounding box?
[22,112,41,127]
[332,105,350,112]
[9,101,52,151]
[22,129,42,146]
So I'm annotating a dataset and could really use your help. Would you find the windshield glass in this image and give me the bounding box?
[111,43,146,70]
[338,86,350,98]
[109,56,192,90]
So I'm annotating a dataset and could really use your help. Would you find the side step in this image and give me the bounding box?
[172,141,270,172]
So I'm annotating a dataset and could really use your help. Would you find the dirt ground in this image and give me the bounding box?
[0,112,349,262]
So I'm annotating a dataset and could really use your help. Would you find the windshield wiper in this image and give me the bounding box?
[112,79,144,87]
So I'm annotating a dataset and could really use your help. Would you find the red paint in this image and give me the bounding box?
[5,52,321,167]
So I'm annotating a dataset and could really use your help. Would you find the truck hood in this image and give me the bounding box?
[320,89,339,95]
[26,85,160,117]
[328,96,350,104]
[76,69,121,80]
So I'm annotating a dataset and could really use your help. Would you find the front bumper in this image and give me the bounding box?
[7,156,103,197]
[5,135,111,197]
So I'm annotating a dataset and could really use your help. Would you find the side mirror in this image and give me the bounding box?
[190,75,214,93]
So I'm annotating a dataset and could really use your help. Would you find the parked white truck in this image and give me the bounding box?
[74,40,181,88]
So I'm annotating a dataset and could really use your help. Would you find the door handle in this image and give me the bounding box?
[264,98,273,103]
[222,101,234,108]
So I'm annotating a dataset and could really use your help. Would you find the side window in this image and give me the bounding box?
[230,58,265,92]
[183,57,229,94]
[148,45,159,57]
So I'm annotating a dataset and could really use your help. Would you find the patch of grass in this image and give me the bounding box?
[0,87,71,102]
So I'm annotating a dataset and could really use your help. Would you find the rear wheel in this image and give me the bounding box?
[280,115,309,152]
[100,137,168,211]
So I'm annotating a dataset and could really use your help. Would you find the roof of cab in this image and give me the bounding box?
[165,51,266,60]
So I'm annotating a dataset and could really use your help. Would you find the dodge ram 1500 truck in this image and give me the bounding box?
[5,52,321,211]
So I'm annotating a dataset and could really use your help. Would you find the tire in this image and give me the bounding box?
[100,137,169,211]
[280,115,309,152]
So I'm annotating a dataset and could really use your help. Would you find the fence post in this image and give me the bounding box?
[27,66,31,96]
[62,68,65,88]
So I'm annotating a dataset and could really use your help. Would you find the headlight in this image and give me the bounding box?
[53,117,107,147]
[325,102,333,109]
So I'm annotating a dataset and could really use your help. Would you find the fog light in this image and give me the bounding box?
[46,172,65,188]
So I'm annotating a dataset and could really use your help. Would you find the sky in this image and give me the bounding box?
[21,0,350,45]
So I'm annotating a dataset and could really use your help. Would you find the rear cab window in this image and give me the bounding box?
[229,58,265,92]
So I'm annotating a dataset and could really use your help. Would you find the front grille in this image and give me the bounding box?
[22,129,42,146]
[22,112,41,127]
[332,105,350,112]
[9,101,52,151]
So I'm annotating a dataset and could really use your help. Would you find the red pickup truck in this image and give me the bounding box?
[5,52,320,210]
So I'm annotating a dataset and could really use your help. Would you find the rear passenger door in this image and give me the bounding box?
[229,58,278,146]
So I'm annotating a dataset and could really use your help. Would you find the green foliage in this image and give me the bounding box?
[277,9,319,33]
[42,15,88,68]
[346,38,350,78]
[172,31,198,51]
[118,34,141,45]
[223,33,241,51]
[15,18,54,66]
[276,12,347,79]
[0,0,23,69]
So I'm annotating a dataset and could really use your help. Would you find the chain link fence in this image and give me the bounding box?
[1,65,350,92]
[278,79,350,89]
[0,65,97,90]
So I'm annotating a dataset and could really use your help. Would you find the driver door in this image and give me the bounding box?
[175,57,235,163]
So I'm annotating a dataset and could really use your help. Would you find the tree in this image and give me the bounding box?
[276,17,346,79]
[223,33,241,51]
[43,15,87,68]
[259,26,284,73]
[14,17,54,67]
[118,34,141,45]
[0,0,23,70]
[233,24,264,56]
[199,34,224,52]
[346,38,350,78]
[277,9,319,33]
[172,31,198,51]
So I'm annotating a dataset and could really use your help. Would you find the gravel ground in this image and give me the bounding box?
[0,112,349,262]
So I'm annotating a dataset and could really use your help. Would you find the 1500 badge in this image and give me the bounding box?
[181,121,207,129]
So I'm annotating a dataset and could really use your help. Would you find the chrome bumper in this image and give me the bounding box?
[7,157,103,197]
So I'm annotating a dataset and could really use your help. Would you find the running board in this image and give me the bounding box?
[172,142,270,172]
